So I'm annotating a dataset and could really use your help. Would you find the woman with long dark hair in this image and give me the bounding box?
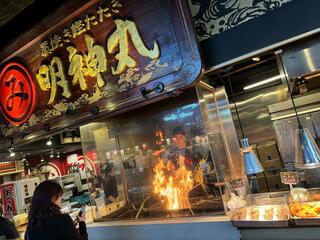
[25,181,88,240]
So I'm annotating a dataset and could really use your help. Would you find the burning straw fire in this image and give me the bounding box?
[153,156,193,210]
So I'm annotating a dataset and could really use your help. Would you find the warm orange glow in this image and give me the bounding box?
[155,129,165,146]
[153,156,193,210]
[152,148,165,157]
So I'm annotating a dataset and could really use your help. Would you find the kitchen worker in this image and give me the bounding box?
[103,163,119,204]
[165,126,204,170]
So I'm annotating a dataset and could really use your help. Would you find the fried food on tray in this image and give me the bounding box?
[290,202,320,218]
[248,208,259,220]
[231,206,289,221]
[263,208,274,221]
[277,206,289,220]
[231,208,246,220]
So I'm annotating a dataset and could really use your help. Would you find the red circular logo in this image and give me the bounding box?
[0,63,36,125]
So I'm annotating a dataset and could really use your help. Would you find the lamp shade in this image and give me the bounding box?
[240,138,264,175]
[295,128,320,169]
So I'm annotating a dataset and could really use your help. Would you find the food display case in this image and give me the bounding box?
[231,192,290,228]
[289,188,320,225]
[230,188,320,228]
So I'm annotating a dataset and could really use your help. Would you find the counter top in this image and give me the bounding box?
[17,214,239,240]
[17,215,230,230]
[88,215,230,227]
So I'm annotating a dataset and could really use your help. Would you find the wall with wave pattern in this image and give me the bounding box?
[189,0,320,69]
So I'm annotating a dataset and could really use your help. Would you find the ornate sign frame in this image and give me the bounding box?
[0,0,203,144]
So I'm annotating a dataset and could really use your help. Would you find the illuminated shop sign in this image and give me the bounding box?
[0,63,36,125]
[0,0,202,137]
[37,17,160,105]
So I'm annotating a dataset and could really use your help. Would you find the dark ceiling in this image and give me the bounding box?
[0,0,34,27]
[0,0,70,49]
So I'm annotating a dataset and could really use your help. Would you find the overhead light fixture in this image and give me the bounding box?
[46,137,52,146]
[226,68,267,194]
[295,128,320,168]
[22,154,26,162]
[277,56,320,169]
[50,149,54,158]
[252,57,260,62]
[9,148,15,158]
[243,75,283,91]
[240,138,264,175]
[40,155,44,162]
[57,152,60,158]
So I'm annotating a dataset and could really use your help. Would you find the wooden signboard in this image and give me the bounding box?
[0,0,203,143]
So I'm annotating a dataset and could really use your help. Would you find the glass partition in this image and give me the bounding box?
[80,122,126,220]
[80,87,234,221]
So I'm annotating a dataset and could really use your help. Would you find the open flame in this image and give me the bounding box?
[153,156,193,210]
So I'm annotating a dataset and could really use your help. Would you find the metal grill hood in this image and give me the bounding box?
[282,36,320,79]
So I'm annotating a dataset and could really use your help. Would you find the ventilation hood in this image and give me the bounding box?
[282,36,320,79]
